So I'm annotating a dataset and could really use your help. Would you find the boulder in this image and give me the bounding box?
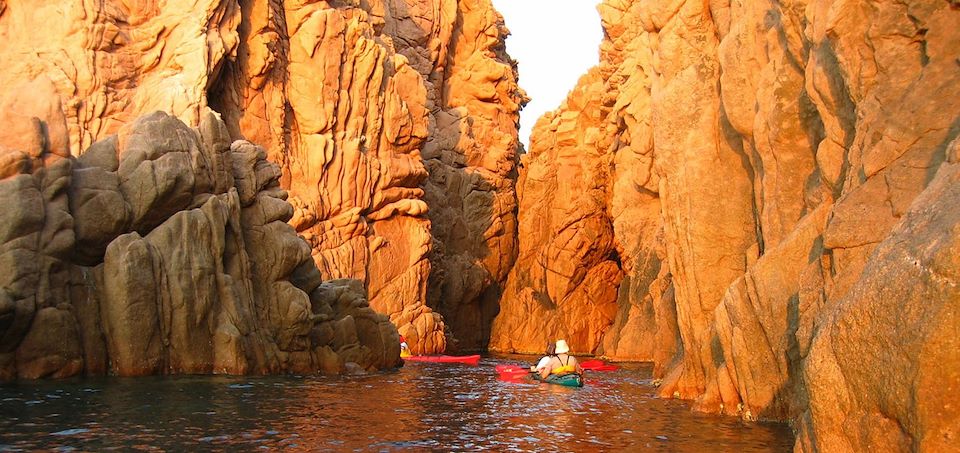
[0,110,402,380]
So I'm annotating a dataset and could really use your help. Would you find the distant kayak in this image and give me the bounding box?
[404,354,481,366]
[533,372,584,387]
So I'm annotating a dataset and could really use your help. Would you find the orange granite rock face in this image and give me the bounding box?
[0,0,242,154]
[492,0,959,451]
[0,0,524,355]
[209,0,524,352]
[797,138,960,451]
[211,1,445,353]
[490,0,681,370]
[488,68,627,357]
[420,0,525,351]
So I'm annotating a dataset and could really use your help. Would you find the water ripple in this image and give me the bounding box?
[50,429,89,436]
[0,355,793,451]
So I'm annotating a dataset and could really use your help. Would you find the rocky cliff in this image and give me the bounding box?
[0,0,524,354]
[0,107,400,380]
[4,0,957,448]
[491,0,959,451]
[210,0,525,353]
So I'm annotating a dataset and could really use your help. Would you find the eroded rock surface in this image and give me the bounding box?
[798,138,960,452]
[0,0,524,353]
[492,0,959,451]
[0,110,400,380]
[212,0,524,353]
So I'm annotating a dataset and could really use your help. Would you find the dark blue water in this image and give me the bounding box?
[0,356,793,451]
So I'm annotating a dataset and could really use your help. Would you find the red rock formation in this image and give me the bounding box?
[489,68,627,357]
[211,0,524,352]
[799,139,960,451]
[0,109,400,380]
[420,0,525,351]
[0,0,524,354]
[490,1,681,370]
[492,0,959,450]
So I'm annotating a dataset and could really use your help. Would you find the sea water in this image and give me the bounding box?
[0,356,792,451]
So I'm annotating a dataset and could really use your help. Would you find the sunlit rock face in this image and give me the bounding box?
[491,0,959,450]
[490,0,681,369]
[0,108,400,380]
[209,0,524,353]
[0,0,524,354]
[798,139,960,452]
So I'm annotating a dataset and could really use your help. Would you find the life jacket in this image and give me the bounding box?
[550,354,577,375]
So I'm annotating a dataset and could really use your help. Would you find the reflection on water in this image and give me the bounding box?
[0,355,793,451]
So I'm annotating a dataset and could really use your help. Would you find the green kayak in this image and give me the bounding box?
[533,372,584,387]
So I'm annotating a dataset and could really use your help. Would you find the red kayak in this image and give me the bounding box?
[580,359,619,371]
[404,354,481,366]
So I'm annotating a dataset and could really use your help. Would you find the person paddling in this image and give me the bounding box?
[531,341,556,373]
[540,339,582,379]
[399,335,412,358]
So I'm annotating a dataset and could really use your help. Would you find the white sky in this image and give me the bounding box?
[490,0,604,148]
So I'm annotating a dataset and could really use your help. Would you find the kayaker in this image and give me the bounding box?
[531,341,556,372]
[399,335,412,358]
[539,339,582,379]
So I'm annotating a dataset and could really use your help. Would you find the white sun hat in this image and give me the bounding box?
[555,339,570,354]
